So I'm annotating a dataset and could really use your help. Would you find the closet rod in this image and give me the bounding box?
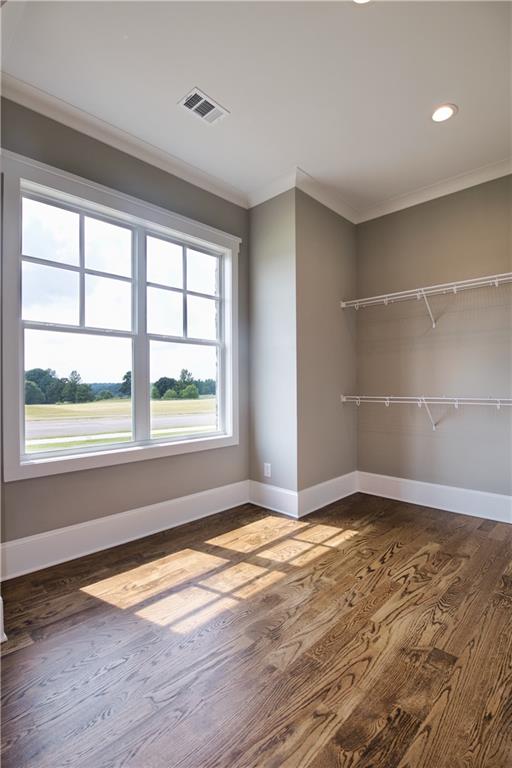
[340,271,512,311]
[341,395,512,431]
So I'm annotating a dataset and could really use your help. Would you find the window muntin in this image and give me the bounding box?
[144,237,220,342]
[18,188,228,463]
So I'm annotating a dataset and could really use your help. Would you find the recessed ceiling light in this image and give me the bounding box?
[353,0,372,4]
[432,103,459,123]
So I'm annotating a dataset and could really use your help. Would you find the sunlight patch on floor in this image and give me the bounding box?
[80,549,228,608]
[78,516,359,633]
[136,585,219,625]
[294,524,353,544]
[171,596,239,633]
[200,561,284,599]
[288,543,334,566]
[259,538,315,563]
[206,516,308,553]
[135,585,238,633]
[199,561,267,592]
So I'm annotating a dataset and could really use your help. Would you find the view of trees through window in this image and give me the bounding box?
[21,192,222,456]
[24,363,217,454]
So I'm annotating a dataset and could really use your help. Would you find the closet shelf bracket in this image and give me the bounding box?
[419,290,436,329]
[419,397,437,430]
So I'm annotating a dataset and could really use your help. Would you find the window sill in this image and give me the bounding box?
[4,433,239,481]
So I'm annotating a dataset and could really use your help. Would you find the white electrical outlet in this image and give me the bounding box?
[263,463,272,478]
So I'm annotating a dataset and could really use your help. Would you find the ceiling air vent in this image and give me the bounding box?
[179,88,229,124]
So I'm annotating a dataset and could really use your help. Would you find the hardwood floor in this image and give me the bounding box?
[2,493,512,768]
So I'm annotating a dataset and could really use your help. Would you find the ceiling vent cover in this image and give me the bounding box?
[179,88,229,124]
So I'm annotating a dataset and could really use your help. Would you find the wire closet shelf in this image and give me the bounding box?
[340,272,512,328]
[341,395,512,431]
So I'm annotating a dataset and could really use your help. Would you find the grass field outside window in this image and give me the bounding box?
[25,396,216,453]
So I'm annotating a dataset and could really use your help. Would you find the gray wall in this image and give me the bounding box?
[249,189,358,492]
[2,98,510,543]
[356,176,512,494]
[249,190,298,490]
[1,99,250,540]
[295,190,357,490]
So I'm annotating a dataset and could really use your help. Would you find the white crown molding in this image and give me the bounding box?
[2,73,510,225]
[246,168,298,209]
[246,157,512,225]
[295,168,361,224]
[358,158,512,223]
[1,73,249,209]
[247,167,360,223]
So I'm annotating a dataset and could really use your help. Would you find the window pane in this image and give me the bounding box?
[85,217,132,277]
[186,249,218,296]
[24,329,132,454]
[187,295,218,340]
[22,262,79,325]
[22,198,79,265]
[85,275,132,331]
[147,287,183,336]
[150,341,218,439]
[147,237,182,288]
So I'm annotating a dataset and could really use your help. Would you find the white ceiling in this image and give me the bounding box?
[1,1,511,220]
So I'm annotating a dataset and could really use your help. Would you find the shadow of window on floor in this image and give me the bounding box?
[78,513,359,634]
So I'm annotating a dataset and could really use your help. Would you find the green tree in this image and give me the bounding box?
[25,368,56,395]
[200,378,216,396]
[25,368,68,402]
[76,383,94,403]
[45,378,66,404]
[163,388,178,400]
[25,380,45,404]
[154,377,177,399]
[62,370,81,403]
[180,383,199,400]
[119,371,131,397]
[96,389,114,400]
[178,368,193,390]
[151,384,160,400]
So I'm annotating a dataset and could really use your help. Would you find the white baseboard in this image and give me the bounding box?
[0,473,358,579]
[2,471,510,581]
[357,471,512,524]
[248,481,299,517]
[298,472,358,517]
[249,471,358,519]
[1,480,250,581]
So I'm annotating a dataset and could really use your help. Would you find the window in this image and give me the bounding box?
[3,152,240,479]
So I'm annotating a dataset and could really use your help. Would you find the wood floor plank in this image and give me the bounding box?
[1,494,510,768]
[175,541,468,767]
[396,590,512,768]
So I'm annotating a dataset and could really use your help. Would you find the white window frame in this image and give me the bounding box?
[1,150,240,481]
